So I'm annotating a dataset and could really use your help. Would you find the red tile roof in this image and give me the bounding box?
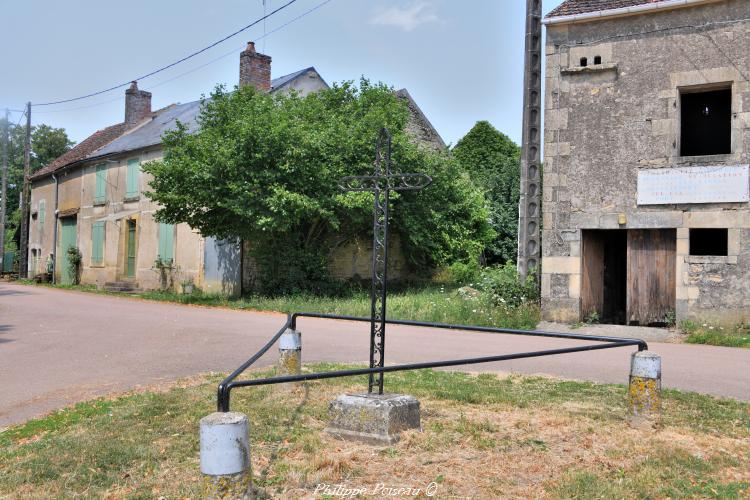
[31,122,126,180]
[547,0,665,18]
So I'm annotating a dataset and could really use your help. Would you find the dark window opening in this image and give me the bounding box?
[580,57,588,67]
[690,228,728,256]
[594,55,602,65]
[680,88,731,156]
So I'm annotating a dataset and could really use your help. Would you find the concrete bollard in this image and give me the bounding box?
[278,329,302,385]
[200,412,253,499]
[628,351,662,428]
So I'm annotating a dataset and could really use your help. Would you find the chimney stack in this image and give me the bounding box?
[239,42,271,91]
[125,81,152,129]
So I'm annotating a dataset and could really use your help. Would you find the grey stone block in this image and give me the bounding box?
[325,393,421,445]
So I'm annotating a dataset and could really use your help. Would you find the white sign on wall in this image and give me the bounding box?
[637,165,750,205]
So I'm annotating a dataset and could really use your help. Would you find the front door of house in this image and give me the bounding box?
[59,217,77,285]
[126,220,136,278]
[626,229,676,325]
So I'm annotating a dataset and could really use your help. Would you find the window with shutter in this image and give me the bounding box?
[95,164,107,204]
[158,223,175,264]
[91,221,105,265]
[38,200,46,240]
[126,159,140,199]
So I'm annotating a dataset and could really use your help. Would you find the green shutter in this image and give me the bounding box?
[95,164,106,204]
[38,200,46,235]
[158,223,175,264]
[126,159,139,198]
[91,221,105,265]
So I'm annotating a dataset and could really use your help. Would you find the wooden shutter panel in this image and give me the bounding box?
[158,223,175,263]
[38,200,46,222]
[126,159,139,198]
[95,164,106,204]
[92,221,105,264]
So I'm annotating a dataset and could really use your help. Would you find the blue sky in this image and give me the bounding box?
[0,0,564,147]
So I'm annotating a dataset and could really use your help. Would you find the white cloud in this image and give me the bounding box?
[370,2,442,32]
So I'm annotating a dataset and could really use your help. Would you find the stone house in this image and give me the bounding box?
[28,43,444,295]
[541,0,750,326]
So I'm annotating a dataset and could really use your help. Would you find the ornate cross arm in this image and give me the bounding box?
[338,173,433,192]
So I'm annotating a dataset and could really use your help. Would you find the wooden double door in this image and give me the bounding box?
[581,229,675,326]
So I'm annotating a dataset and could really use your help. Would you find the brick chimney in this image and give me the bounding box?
[124,81,152,129]
[239,42,271,91]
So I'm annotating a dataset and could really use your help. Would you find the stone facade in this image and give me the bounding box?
[542,0,750,325]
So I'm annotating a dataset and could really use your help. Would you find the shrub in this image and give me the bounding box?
[444,261,480,285]
[66,246,82,285]
[474,262,539,308]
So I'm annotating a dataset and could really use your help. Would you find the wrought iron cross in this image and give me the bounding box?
[338,128,432,394]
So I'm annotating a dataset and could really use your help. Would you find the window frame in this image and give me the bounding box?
[94,164,107,205]
[125,158,140,200]
[678,83,733,158]
[91,220,106,266]
[157,222,175,265]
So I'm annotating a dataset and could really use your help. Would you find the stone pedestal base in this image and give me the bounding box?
[325,393,421,445]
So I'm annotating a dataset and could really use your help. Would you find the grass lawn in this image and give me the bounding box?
[25,281,541,330]
[681,321,750,349]
[1,365,748,498]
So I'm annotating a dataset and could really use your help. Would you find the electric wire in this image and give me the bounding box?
[32,0,300,107]
[31,0,333,114]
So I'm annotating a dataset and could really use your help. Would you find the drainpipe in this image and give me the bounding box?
[51,173,59,284]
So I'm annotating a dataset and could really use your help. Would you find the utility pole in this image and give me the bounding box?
[19,102,31,278]
[517,0,542,284]
[0,109,8,270]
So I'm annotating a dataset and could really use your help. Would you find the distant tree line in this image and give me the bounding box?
[1,118,73,250]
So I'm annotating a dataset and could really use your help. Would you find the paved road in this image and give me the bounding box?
[1,283,748,426]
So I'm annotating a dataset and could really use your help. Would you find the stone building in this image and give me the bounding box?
[28,43,444,295]
[541,0,750,326]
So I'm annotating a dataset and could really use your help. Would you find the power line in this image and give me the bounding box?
[147,0,334,92]
[32,0,334,113]
[33,0,300,107]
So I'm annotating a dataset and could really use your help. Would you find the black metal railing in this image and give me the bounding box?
[216,312,647,412]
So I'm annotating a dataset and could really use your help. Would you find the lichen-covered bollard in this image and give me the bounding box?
[278,329,302,385]
[200,412,253,499]
[628,351,662,428]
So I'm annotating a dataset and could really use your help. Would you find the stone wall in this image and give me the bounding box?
[542,0,750,325]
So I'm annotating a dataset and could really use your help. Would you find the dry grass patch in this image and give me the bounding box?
[0,365,748,498]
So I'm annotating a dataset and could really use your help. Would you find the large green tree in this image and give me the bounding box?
[452,121,521,265]
[1,118,73,249]
[144,79,492,294]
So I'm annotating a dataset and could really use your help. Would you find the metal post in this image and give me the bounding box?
[338,128,431,395]
[517,0,542,283]
[368,132,390,394]
[0,109,8,269]
[19,102,31,278]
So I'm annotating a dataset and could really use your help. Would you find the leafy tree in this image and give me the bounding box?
[144,79,493,294]
[452,121,520,265]
[0,117,73,249]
